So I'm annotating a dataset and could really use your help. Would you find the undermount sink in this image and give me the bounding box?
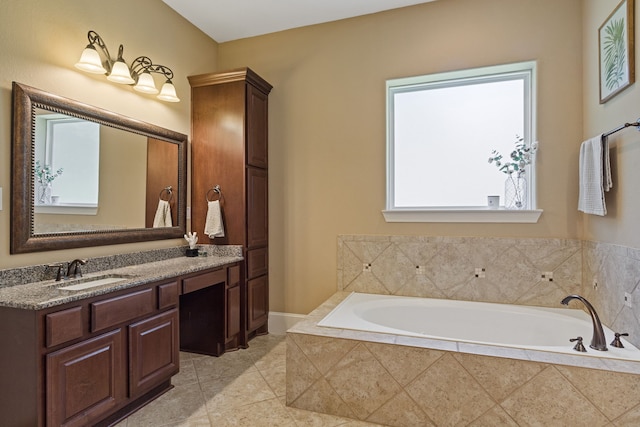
[56,274,134,292]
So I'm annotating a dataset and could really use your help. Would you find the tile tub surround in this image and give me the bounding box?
[0,244,243,309]
[337,235,583,308]
[583,240,640,351]
[287,293,640,426]
[338,235,640,349]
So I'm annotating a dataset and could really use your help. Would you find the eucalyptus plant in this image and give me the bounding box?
[35,160,63,186]
[487,136,536,176]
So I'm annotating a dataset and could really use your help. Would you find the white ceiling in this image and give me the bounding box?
[163,0,436,43]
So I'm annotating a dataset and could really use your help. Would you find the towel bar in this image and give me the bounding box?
[603,118,640,138]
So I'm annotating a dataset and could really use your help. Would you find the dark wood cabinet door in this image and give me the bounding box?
[247,275,269,332]
[247,167,268,248]
[246,84,268,169]
[46,329,125,427]
[226,285,241,341]
[129,309,179,397]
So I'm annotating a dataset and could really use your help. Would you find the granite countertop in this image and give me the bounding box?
[0,246,243,310]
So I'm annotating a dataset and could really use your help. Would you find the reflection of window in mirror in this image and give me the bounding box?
[34,113,100,211]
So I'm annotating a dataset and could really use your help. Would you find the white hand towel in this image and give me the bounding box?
[204,200,225,238]
[578,134,612,216]
[153,199,173,227]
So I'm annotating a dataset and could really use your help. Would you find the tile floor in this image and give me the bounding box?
[114,334,385,426]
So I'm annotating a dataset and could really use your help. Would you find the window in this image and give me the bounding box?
[384,61,541,223]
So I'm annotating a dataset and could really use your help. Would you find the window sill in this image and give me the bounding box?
[34,203,98,215]
[382,208,543,223]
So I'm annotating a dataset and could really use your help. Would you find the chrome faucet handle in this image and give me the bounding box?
[46,263,65,281]
[611,332,629,348]
[570,336,587,352]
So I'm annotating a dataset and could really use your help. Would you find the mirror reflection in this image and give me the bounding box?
[11,82,187,254]
[32,109,179,234]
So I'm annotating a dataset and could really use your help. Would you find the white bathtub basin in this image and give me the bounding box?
[317,292,640,361]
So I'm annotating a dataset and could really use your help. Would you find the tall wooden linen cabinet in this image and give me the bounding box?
[188,68,272,347]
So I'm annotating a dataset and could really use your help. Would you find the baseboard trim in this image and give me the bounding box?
[268,311,307,335]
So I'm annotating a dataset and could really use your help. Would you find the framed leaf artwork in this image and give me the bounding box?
[599,0,635,103]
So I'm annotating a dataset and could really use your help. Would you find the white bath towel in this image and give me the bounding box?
[204,200,225,238]
[153,199,173,228]
[578,134,612,216]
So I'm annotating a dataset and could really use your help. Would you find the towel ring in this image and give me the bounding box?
[159,186,173,202]
[206,185,223,202]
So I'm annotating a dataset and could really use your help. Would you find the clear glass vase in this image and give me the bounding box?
[504,173,526,209]
[37,182,52,205]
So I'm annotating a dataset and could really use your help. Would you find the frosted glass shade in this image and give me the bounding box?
[75,46,107,74]
[133,72,159,94]
[157,81,180,102]
[107,60,135,84]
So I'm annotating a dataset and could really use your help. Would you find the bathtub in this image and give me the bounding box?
[288,292,640,425]
[317,292,640,360]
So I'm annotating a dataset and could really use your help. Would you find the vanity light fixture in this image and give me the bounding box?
[74,30,180,103]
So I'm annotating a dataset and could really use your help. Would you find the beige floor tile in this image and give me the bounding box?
[192,350,257,383]
[208,397,297,426]
[259,362,287,397]
[201,369,277,413]
[254,339,287,371]
[172,359,200,387]
[125,382,208,427]
[113,335,389,427]
[285,403,357,426]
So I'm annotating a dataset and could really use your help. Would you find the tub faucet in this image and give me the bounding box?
[561,295,607,351]
[67,259,88,279]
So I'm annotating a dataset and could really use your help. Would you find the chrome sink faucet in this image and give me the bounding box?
[67,259,88,279]
[561,295,607,351]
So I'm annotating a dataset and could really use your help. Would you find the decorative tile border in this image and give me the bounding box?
[337,235,582,307]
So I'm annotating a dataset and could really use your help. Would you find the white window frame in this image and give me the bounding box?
[383,61,542,223]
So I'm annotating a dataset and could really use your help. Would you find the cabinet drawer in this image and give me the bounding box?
[46,306,83,347]
[247,248,268,279]
[182,269,226,294]
[227,264,240,287]
[91,289,154,332]
[158,281,179,310]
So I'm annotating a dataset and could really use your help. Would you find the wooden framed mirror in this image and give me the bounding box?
[11,82,188,253]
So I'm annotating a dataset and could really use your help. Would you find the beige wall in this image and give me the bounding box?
[0,0,218,268]
[6,0,619,319]
[219,0,584,314]
[583,0,640,248]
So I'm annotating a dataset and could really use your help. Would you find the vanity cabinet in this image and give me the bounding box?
[189,68,272,342]
[0,262,240,427]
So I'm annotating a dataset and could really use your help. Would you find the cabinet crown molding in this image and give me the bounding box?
[188,67,273,95]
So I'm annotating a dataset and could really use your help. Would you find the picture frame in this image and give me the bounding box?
[599,0,635,103]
